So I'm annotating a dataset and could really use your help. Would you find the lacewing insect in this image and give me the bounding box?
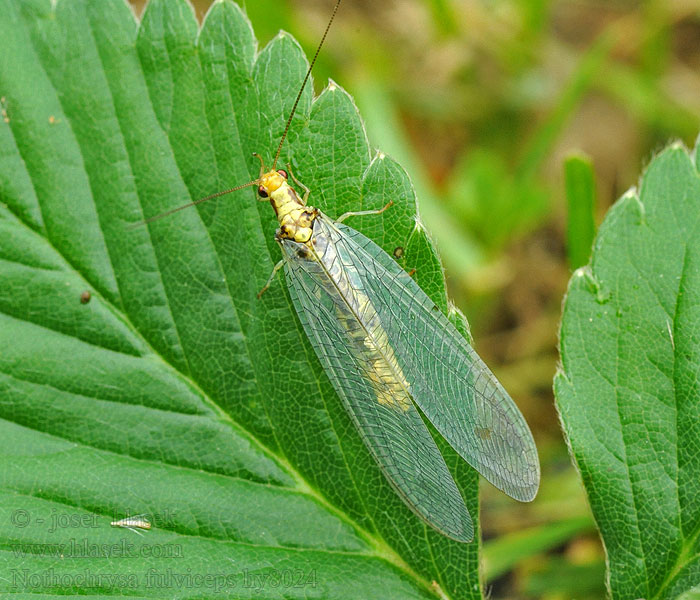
[144,0,539,542]
[111,515,151,535]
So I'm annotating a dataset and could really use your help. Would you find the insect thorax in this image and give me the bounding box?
[268,179,317,243]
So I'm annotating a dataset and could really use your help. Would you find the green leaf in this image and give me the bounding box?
[676,584,700,600]
[555,140,700,599]
[0,0,481,597]
[564,153,596,270]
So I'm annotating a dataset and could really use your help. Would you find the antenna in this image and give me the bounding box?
[272,0,342,169]
[131,181,258,228]
[135,0,342,227]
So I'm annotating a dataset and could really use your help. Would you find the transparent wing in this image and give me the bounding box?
[283,249,473,542]
[329,219,540,502]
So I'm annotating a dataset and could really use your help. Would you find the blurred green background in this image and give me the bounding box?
[128,0,700,597]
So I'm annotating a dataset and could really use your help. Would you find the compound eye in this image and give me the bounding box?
[257,186,268,198]
[277,169,288,179]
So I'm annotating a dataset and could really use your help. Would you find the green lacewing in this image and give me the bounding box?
[147,0,539,542]
[110,514,151,536]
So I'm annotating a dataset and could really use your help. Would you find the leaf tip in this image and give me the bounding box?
[572,265,611,304]
[620,187,645,225]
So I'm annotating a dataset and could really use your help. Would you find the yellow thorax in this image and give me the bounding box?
[258,169,316,243]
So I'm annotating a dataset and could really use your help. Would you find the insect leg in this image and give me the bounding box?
[126,527,144,537]
[251,153,271,203]
[257,259,285,298]
[336,201,393,223]
[286,162,311,205]
[252,152,266,177]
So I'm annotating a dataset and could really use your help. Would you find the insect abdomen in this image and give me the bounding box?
[306,222,412,412]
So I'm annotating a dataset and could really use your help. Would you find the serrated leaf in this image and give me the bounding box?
[555,140,700,599]
[0,0,481,597]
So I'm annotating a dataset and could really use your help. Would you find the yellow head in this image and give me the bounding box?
[256,169,288,199]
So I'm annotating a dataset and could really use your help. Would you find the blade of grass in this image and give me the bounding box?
[482,515,595,582]
[352,79,483,277]
[426,0,458,37]
[516,32,613,181]
[597,62,700,139]
[640,0,670,84]
[564,153,596,270]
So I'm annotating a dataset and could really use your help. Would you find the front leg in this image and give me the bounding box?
[286,162,311,205]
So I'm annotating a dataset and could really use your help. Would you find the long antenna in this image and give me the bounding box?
[135,1,342,229]
[132,181,258,228]
[272,0,342,169]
